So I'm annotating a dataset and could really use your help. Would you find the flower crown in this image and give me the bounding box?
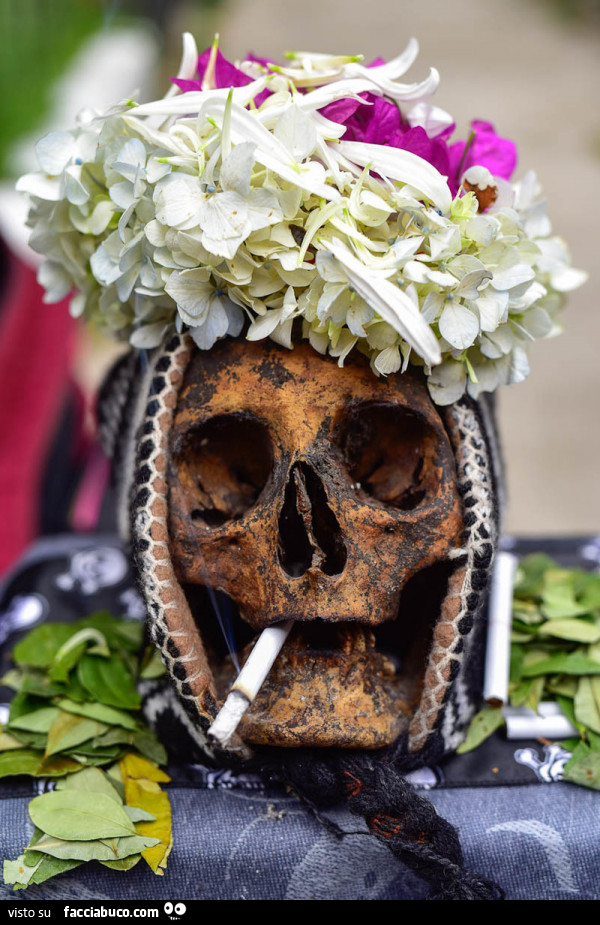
[18,34,586,404]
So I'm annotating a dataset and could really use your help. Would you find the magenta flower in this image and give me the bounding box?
[172,48,517,199]
[449,120,517,185]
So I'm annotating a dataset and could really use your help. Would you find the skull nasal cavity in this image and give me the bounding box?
[278,462,347,578]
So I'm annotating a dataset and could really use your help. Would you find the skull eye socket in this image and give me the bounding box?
[337,402,440,511]
[174,413,273,527]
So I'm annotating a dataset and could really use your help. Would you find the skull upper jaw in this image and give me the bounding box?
[166,337,464,750]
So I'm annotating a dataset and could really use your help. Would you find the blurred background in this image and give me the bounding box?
[0,0,599,574]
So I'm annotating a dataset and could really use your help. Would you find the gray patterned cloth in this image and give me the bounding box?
[0,781,597,900]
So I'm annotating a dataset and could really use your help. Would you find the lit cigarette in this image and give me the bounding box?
[503,703,578,740]
[483,551,519,706]
[208,620,294,748]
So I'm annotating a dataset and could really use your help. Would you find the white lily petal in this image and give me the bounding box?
[336,140,451,212]
[129,80,269,116]
[365,39,419,79]
[204,99,340,201]
[310,111,348,140]
[165,32,199,98]
[327,239,441,364]
[346,62,439,102]
[406,102,454,138]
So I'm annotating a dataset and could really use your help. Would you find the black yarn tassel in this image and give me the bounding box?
[279,752,504,901]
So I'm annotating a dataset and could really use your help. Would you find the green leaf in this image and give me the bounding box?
[93,728,135,749]
[457,707,504,754]
[0,749,43,778]
[8,691,49,724]
[55,767,122,804]
[78,656,141,710]
[29,791,136,840]
[21,673,66,699]
[13,855,83,888]
[574,678,600,734]
[132,729,168,766]
[541,569,590,620]
[512,600,544,625]
[106,763,125,801]
[510,676,544,711]
[100,854,141,871]
[538,619,600,643]
[61,672,89,703]
[0,731,27,751]
[560,737,582,752]
[123,806,157,823]
[521,653,600,677]
[35,755,85,777]
[587,729,600,751]
[83,613,144,653]
[3,855,42,886]
[574,571,600,609]
[13,623,77,668]
[50,629,110,683]
[46,712,109,757]
[65,748,124,765]
[7,729,47,750]
[9,707,60,733]
[509,645,524,684]
[514,553,556,597]
[56,698,137,731]
[545,675,578,698]
[139,647,166,680]
[31,832,159,863]
[563,743,600,790]
[1,669,24,691]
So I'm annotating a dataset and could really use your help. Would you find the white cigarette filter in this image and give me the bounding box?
[483,551,519,706]
[208,620,294,748]
[503,702,578,740]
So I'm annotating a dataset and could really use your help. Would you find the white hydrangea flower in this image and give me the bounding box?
[18,32,587,403]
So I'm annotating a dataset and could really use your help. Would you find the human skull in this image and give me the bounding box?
[166,337,464,749]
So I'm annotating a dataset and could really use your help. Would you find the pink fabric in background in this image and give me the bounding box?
[0,247,76,574]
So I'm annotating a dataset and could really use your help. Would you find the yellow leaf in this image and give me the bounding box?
[123,777,172,875]
[120,752,170,783]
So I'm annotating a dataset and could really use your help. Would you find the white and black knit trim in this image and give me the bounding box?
[127,333,222,755]
[407,397,500,756]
